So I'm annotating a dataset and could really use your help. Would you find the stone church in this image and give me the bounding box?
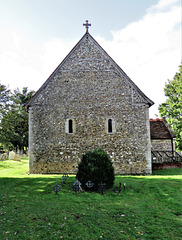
[26,21,154,174]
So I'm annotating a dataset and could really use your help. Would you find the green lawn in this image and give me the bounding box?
[0,159,182,240]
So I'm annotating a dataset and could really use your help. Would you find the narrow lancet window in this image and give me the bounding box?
[108,119,112,133]
[69,119,73,133]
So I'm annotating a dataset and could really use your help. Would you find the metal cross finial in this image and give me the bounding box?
[83,20,91,33]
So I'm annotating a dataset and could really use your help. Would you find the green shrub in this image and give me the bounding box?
[76,149,115,191]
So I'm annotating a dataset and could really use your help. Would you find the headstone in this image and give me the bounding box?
[14,154,21,161]
[72,180,82,192]
[0,153,7,161]
[9,151,16,160]
[17,149,21,154]
[73,180,82,186]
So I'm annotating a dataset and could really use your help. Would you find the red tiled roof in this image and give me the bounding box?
[150,119,175,139]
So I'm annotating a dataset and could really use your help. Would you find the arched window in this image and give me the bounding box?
[66,118,75,134]
[106,118,116,134]
[69,119,73,133]
[108,119,112,133]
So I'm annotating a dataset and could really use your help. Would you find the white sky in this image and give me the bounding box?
[0,0,181,117]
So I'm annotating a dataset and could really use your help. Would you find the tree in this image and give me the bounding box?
[76,149,115,191]
[159,65,182,151]
[13,87,34,107]
[0,87,35,151]
[0,83,12,119]
[0,109,28,151]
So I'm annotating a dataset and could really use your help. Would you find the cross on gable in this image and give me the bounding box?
[83,20,91,33]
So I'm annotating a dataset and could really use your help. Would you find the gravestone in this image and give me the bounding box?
[61,173,69,185]
[9,151,16,160]
[0,153,7,161]
[14,154,21,161]
[73,180,82,192]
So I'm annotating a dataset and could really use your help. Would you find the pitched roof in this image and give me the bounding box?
[25,32,154,108]
[150,118,175,139]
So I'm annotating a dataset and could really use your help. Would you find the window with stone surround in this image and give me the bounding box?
[108,119,112,133]
[69,119,73,133]
[65,118,75,134]
[106,118,116,134]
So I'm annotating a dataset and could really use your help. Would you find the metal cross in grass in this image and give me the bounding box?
[113,182,121,194]
[52,184,61,194]
[98,182,106,194]
[61,177,66,185]
[61,173,68,185]
[86,180,94,188]
[62,173,69,180]
[64,173,69,179]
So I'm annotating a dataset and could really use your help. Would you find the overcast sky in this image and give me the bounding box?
[0,0,181,117]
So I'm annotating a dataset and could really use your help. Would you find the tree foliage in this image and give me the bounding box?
[76,149,115,191]
[0,86,35,151]
[0,109,28,151]
[159,65,182,151]
[0,83,12,119]
[13,87,34,107]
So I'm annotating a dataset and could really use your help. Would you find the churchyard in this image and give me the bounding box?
[0,158,181,239]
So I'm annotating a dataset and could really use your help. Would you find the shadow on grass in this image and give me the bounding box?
[0,174,181,195]
[0,174,181,240]
[152,168,182,176]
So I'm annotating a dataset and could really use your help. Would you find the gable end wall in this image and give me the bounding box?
[29,34,152,175]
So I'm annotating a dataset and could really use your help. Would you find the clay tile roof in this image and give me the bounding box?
[150,118,175,139]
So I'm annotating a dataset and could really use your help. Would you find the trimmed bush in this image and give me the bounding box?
[76,149,115,191]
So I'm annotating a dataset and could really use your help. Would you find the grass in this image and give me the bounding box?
[0,159,182,240]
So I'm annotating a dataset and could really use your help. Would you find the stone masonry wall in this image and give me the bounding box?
[29,34,152,174]
[151,139,173,152]
[151,139,175,163]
